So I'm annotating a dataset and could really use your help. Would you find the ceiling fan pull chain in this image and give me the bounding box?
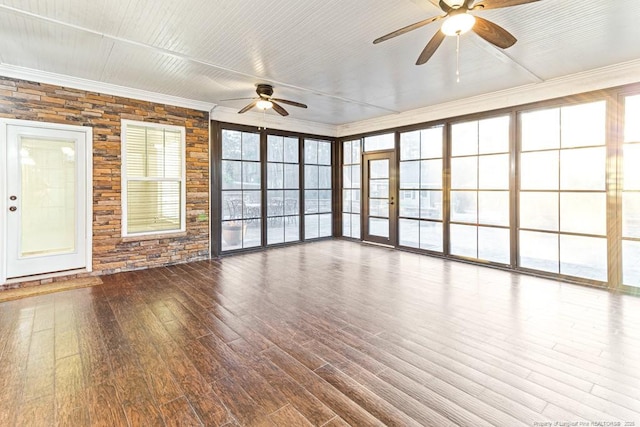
[456,32,461,83]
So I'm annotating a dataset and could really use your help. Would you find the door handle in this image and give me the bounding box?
[389,196,395,206]
[9,206,17,212]
[9,195,16,201]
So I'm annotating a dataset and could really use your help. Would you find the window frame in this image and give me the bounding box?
[121,119,187,237]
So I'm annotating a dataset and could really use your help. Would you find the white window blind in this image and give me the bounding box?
[122,121,185,236]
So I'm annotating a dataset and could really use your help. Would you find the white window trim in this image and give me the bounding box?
[121,119,186,237]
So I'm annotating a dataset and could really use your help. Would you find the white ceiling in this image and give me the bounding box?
[0,0,639,129]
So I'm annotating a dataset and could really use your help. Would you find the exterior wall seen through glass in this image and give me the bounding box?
[622,94,640,288]
[399,126,444,252]
[450,116,510,264]
[304,139,333,239]
[221,129,261,251]
[342,140,361,239]
[267,135,300,245]
[518,101,607,282]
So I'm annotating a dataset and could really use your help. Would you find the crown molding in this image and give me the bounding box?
[0,63,216,112]
[210,106,338,137]
[336,58,640,138]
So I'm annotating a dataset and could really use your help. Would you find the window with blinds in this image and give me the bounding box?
[121,120,185,236]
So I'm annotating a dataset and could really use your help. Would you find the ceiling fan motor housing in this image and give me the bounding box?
[256,84,274,98]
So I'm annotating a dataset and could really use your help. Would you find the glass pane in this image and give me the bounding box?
[352,141,361,164]
[243,191,261,219]
[244,219,261,248]
[267,163,283,189]
[242,133,260,161]
[318,166,332,189]
[369,199,389,218]
[400,131,420,160]
[400,161,420,189]
[242,162,261,190]
[319,213,332,237]
[268,216,284,245]
[20,138,76,255]
[319,190,332,213]
[305,214,319,239]
[420,191,442,220]
[623,193,640,238]
[519,231,559,273]
[478,191,509,226]
[451,191,477,224]
[285,217,299,242]
[221,191,243,220]
[479,154,509,190]
[560,147,605,190]
[400,190,419,218]
[421,127,443,159]
[520,151,559,190]
[364,133,394,152]
[284,190,299,216]
[343,189,353,214]
[221,220,245,251]
[343,165,353,189]
[343,213,352,237]
[420,221,443,252]
[421,159,442,189]
[221,130,242,159]
[221,160,242,190]
[399,219,419,248]
[305,190,318,213]
[560,235,607,281]
[625,95,640,143]
[127,181,180,234]
[451,157,477,189]
[318,141,331,165]
[305,140,318,164]
[478,227,510,264]
[284,137,299,163]
[623,240,640,287]
[145,128,164,178]
[560,192,606,235]
[370,180,389,198]
[451,121,478,156]
[352,165,361,189]
[623,144,640,190]
[343,141,353,164]
[519,192,558,231]
[267,191,284,217]
[370,159,389,179]
[561,101,606,148]
[267,136,284,162]
[479,116,509,154]
[352,190,361,213]
[521,108,560,151]
[284,164,299,189]
[369,218,389,238]
[351,214,361,238]
[450,224,477,258]
[305,165,319,189]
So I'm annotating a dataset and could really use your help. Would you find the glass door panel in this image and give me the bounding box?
[363,152,396,245]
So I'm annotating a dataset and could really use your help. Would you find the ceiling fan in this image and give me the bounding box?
[373,0,540,65]
[223,84,308,116]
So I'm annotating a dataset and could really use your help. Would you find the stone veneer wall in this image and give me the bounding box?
[0,76,210,287]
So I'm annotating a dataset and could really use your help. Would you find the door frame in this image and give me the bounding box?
[0,119,93,284]
[362,150,398,246]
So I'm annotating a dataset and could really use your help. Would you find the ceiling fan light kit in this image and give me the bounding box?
[441,12,476,36]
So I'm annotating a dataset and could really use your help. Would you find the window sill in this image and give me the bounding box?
[122,231,187,242]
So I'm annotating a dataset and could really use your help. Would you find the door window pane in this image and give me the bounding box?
[369,218,389,238]
[479,116,510,154]
[342,140,361,239]
[520,193,558,231]
[451,121,478,156]
[478,192,509,226]
[560,147,605,190]
[623,144,640,190]
[560,193,606,235]
[451,157,477,189]
[519,231,559,273]
[450,224,477,258]
[520,151,558,190]
[623,240,640,287]
[451,191,477,223]
[560,235,607,281]
[420,191,442,220]
[479,154,509,189]
[561,101,606,148]
[623,193,640,238]
[420,221,443,252]
[478,227,510,264]
[521,108,560,151]
[421,159,442,189]
[400,161,420,189]
[421,127,443,159]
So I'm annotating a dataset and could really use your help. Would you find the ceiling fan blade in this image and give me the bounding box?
[472,16,517,49]
[439,0,452,13]
[238,100,258,114]
[472,0,540,11]
[373,15,443,44]
[271,98,308,109]
[271,101,289,117]
[416,30,446,65]
[220,97,256,102]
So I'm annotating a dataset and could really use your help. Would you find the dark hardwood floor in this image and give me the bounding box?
[1,240,640,426]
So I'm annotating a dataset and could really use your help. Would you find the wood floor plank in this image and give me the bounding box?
[160,396,204,427]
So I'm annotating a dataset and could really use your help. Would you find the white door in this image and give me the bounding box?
[4,122,90,279]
